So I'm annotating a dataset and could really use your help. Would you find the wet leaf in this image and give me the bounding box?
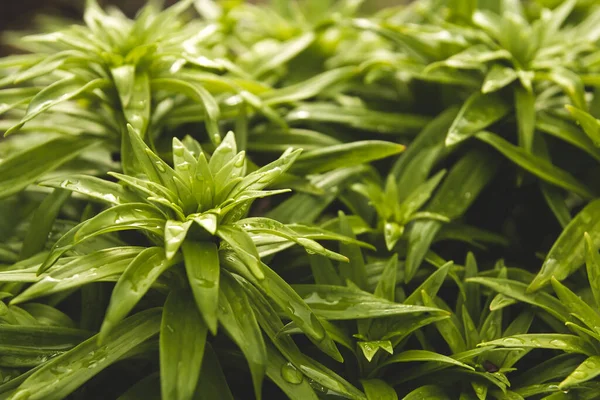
[160,289,207,400]
[293,284,444,320]
[529,200,600,291]
[0,136,99,199]
[476,131,593,199]
[8,309,162,400]
[218,273,266,400]
[100,247,176,342]
[182,241,220,334]
[446,92,511,146]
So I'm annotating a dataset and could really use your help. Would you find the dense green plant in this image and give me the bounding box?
[3,0,600,399]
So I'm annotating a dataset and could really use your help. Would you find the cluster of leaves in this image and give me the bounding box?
[2,0,600,398]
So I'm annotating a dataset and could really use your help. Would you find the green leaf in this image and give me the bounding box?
[404,262,452,306]
[290,141,405,174]
[14,247,143,303]
[172,137,199,185]
[230,149,302,198]
[293,284,444,320]
[403,385,450,400]
[100,247,176,342]
[20,189,70,260]
[8,308,161,400]
[125,125,180,196]
[421,291,466,354]
[246,129,340,153]
[111,65,136,112]
[558,356,600,389]
[406,150,498,282]
[446,92,511,146]
[358,341,393,362]
[39,203,164,274]
[541,183,571,228]
[287,103,429,134]
[182,241,220,335]
[467,277,569,322]
[41,175,142,205]
[338,211,368,289]
[392,107,458,198]
[208,131,237,175]
[585,233,600,309]
[6,77,109,135]
[536,112,600,162]
[238,218,351,261]
[566,105,600,147]
[194,344,234,400]
[218,273,266,400]
[360,379,397,400]
[217,225,263,280]
[0,324,89,354]
[152,78,221,144]
[374,255,397,302]
[309,255,342,286]
[545,68,587,110]
[253,32,315,77]
[266,345,318,400]
[259,264,343,362]
[160,289,207,400]
[378,349,475,371]
[164,220,192,260]
[476,131,593,199]
[238,275,361,397]
[263,67,358,105]
[551,277,600,335]
[482,334,595,355]
[0,135,99,199]
[482,65,518,93]
[515,87,536,153]
[529,199,600,292]
[0,87,42,116]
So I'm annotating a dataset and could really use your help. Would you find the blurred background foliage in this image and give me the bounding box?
[0,0,409,51]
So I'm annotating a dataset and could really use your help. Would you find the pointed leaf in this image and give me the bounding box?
[290,141,405,174]
[8,309,162,400]
[41,175,141,205]
[467,277,569,322]
[476,131,593,199]
[558,356,600,389]
[164,220,192,260]
[361,379,397,400]
[446,92,511,146]
[551,277,600,335]
[160,289,207,400]
[218,273,266,400]
[482,334,595,355]
[529,199,600,292]
[217,225,263,280]
[358,341,393,362]
[194,344,234,400]
[15,247,143,303]
[100,247,176,342]
[566,105,600,147]
[6,77,109,135]
[181,241,220,335]
[0,136,99,199]
[293,284,444,320]
[152,78,221,144]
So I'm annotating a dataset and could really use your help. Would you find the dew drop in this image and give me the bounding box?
[281,362,303,384]
[502,337,525,346]
[155,162,166,173]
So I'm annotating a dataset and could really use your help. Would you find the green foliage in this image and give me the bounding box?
[2,0,600,398]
